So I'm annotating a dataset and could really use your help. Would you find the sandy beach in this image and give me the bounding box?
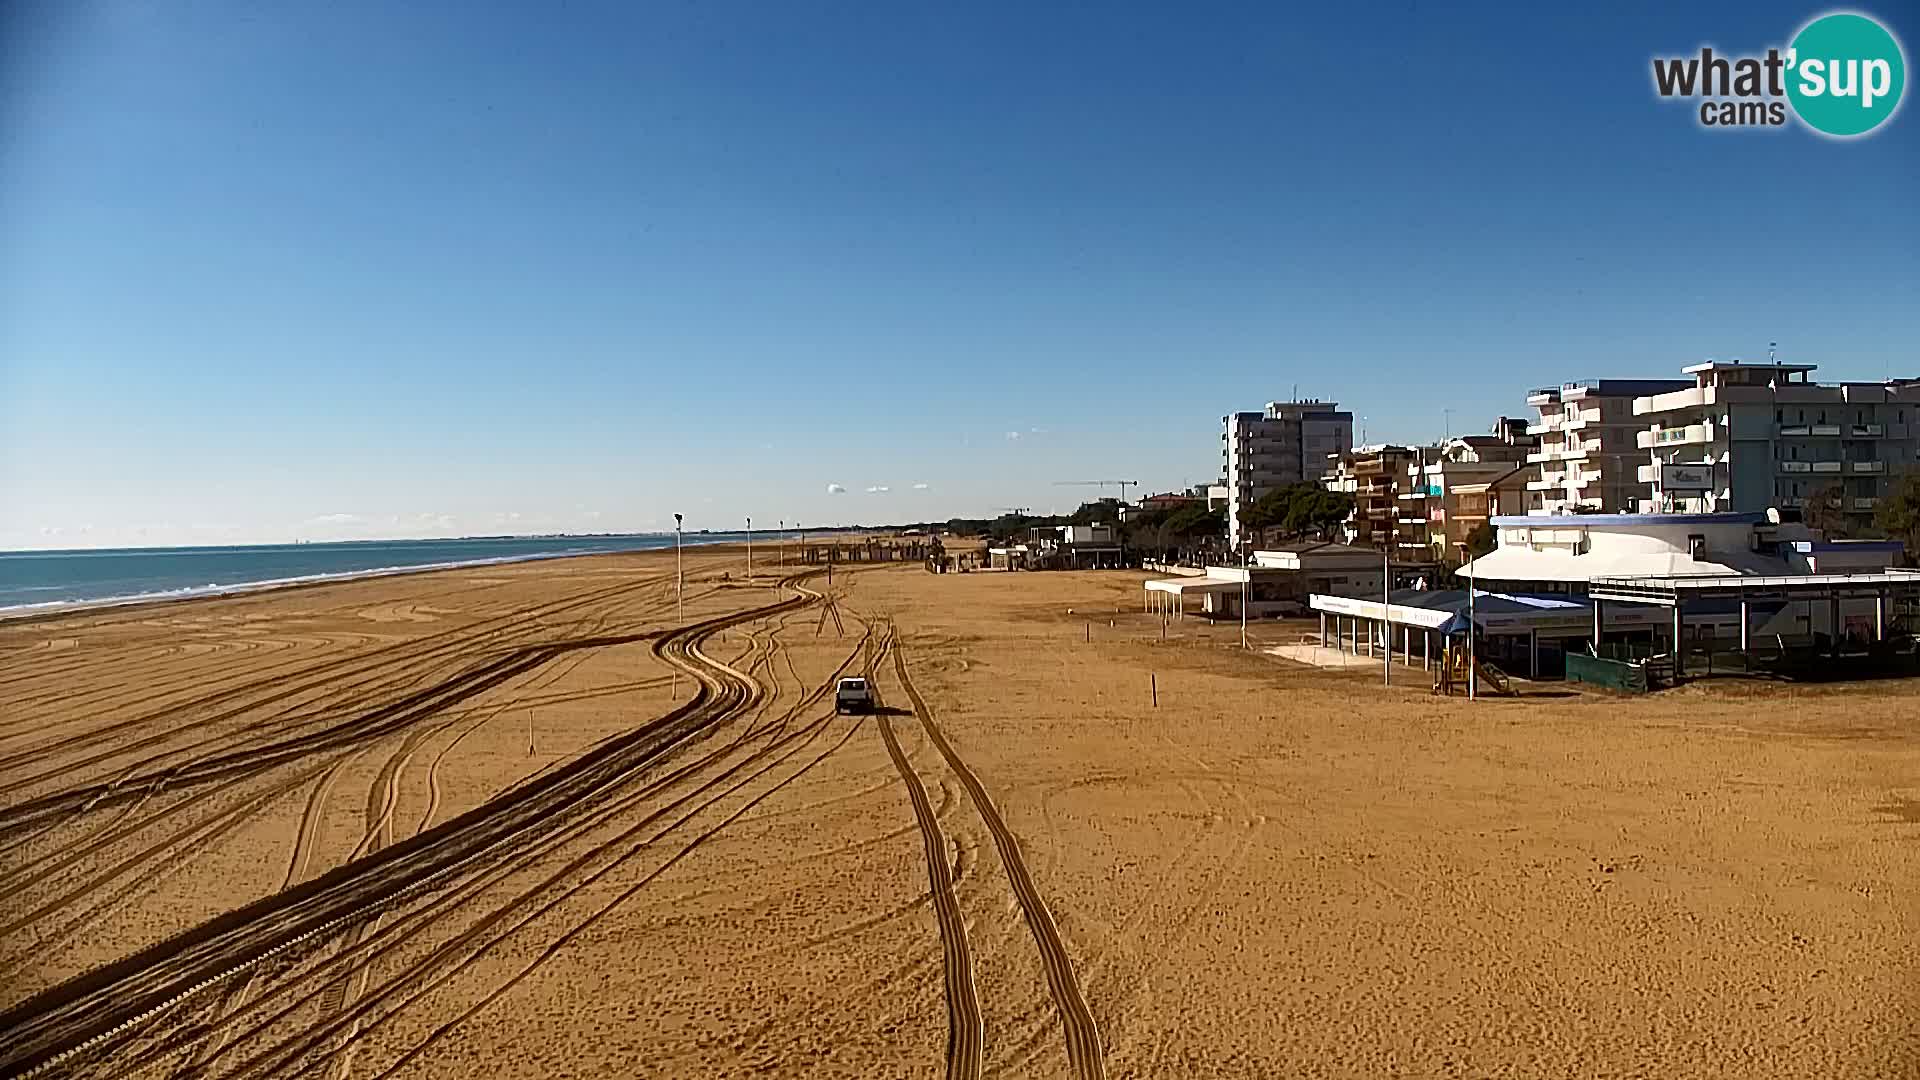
[2,550,1916,1078]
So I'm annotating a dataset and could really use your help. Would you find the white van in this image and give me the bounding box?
[834,676,874,714]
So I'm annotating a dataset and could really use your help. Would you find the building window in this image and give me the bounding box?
[1688,534,1707,559]
[1775,408,1783,422]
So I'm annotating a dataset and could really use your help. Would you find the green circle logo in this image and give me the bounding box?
[1787,12,1906,136]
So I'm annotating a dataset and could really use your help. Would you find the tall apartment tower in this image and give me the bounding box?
[1222,399,1353,549]
[1633,361,1920,527]
[1524,379,1688,514]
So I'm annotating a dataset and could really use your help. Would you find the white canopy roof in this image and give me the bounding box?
[1457,545,1785,583]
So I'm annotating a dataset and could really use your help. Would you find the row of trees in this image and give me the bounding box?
[1796,470,1920,561]
[1236,484,1354,542]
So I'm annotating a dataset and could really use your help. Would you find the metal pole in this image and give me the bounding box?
[779,519,785,568]
[1382,552,1391,686]
[746,516,753,581]
[673,513,684,625]
[1467,565,1477,700]
[1240,547,1249,650]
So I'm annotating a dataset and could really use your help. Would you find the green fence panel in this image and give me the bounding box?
[1566,652,1649,694]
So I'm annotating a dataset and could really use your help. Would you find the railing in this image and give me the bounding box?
[1811,460,1843,473]
[1852,424,1885,437]
[1855,497,1881,510]
[1780,461,1812,473]
[1811,424,1842,436]
[1850,460,1886,473]
[1778,424,1811,436]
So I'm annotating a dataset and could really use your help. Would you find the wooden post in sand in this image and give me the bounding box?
[1151,672,1158,708]
[526,712,534,756]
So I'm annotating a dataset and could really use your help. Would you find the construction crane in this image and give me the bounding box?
[1053,480,1139,502]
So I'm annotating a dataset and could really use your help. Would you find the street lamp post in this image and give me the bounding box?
[1240,544,1250,650]
[673,513,684,625]
[1382,550,1391,686]
[1467,561,1477,700]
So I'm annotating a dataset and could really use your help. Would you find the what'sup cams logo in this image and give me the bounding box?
[1652,10,1906,136]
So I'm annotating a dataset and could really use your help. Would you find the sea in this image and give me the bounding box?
[0,533,761,616]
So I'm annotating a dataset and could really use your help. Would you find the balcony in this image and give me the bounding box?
[1396,516,1425,526]
[1778,424,1811,436]
[1854,497,1880,511]
[1525,450,1555,464]
[1849,460,1886,474]
[1811,423,1842,436]
[1638,422,1715,449]
[1851,424,1885,438]
[1633,386,1714,415]
[1780,461,1812,473]
[1577,469,1604,485]
[1526,421,1555,435]
[1810,461,1843,473]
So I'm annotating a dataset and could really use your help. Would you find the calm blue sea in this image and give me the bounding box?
[0,533,758,614]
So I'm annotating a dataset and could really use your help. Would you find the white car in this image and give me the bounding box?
[834,676,874,714]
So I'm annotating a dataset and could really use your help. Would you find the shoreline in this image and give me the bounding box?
[0,539,742,627]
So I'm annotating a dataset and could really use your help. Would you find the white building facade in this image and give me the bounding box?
[1524,379,1688,515]
[1222,399,1353,549]
[1634,361,1920,526]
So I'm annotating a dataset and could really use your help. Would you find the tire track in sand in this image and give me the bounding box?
[893,641,1106,1080]
[874,629,983,1080]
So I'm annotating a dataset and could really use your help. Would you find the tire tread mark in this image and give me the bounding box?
[875,630,984,1080]
[893,643,1106,1080]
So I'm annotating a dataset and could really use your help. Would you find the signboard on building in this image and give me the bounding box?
[1660,464,1713,490]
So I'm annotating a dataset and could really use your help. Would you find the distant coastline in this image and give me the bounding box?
[0,532,781,619]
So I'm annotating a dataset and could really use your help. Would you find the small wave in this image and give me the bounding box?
[0,536,727,620]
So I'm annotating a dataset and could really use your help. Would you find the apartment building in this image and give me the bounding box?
[1332,444,1419,551]
[1634,361,1920,526]
[1400,431,1536,562]
[1525,379,1688,515]
[1222,399,1353,549]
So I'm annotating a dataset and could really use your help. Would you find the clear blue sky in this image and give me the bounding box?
[3,1,1915,548]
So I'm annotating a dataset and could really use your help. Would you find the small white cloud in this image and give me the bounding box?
[826,483,846,494]
[307,512,363,525]
[1029,426,1047,434]
[865,485,890,494]
[1005,431,1021,441]
[912,482,930,490]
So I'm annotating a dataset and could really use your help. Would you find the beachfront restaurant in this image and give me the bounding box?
[1310,511,1919,681]
[1143,542,1390,620]
[1309,588,1674,679]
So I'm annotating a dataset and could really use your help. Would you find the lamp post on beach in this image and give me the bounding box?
[1240,544,1249,650]
[1382,551,1391,687]
[1467,561,1477,701]
[746,517,753,581]
[779,519,785,569]
[673,513,684,625]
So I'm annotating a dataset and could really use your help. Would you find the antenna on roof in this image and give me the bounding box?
[1769,341,1778,364]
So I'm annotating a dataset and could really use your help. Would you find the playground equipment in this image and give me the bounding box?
[1431,639,1515,697]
